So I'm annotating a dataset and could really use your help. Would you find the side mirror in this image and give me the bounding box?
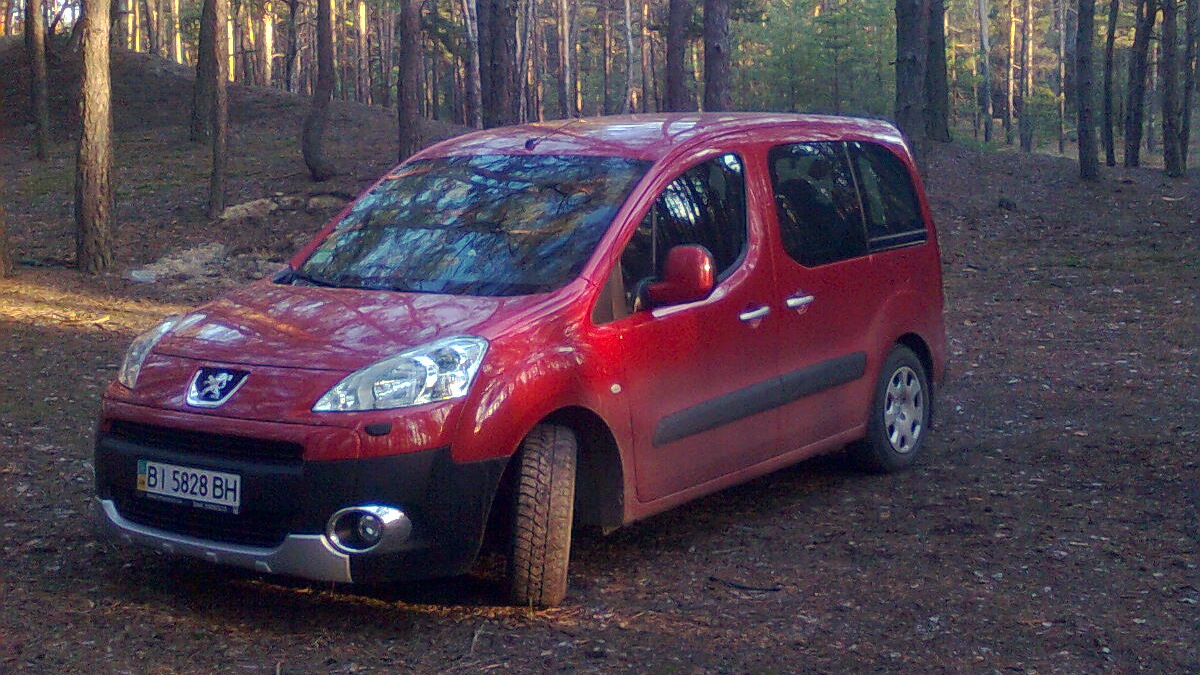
[644,245,716,308]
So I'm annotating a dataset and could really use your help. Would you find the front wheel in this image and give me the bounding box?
[850,345,931,473]
[507,424,577,607]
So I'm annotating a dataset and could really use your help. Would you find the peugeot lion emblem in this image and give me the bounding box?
[187,368,249,408]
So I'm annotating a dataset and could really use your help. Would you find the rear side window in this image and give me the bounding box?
[620,153,747,303]
[768,142,866,267]
[847,141,927,250]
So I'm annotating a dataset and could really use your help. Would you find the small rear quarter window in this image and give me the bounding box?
[847,141,927,251]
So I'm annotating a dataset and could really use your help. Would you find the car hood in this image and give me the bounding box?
[153,281,569,371]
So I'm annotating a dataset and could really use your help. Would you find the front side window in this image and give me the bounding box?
[619,153,747,308]
[847,141,927,250]
[294,154,650,296]
[768,142,866,267]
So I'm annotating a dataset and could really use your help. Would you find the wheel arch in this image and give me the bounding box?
[483,406,626,552]
[893,332,937,417]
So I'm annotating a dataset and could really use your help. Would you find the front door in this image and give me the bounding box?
[598,150,784,503]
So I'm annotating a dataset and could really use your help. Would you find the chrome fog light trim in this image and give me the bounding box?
[326,505,412,554]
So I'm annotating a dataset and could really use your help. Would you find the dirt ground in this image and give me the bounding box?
[1,45,1197,674]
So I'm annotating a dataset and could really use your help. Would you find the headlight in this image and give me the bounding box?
[313,336,488,412]
[117,316,182,389]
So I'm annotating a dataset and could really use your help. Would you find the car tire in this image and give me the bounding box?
[507,424,577,607]
[850,345,931,473]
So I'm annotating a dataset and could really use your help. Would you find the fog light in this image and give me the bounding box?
[326,505,411,554]
[356,513,383,543]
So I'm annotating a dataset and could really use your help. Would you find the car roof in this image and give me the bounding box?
[412,113,906,163]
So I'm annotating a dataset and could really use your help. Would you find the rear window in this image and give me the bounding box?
[294,155,650,296]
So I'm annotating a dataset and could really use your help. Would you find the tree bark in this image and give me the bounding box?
[397,0,421,159]
[284,0,299,91]
[484,0,519,126]
[190,0,217,140]
[622,0,635,112]
[895,0,930,162]
[665,0,690,111]
[1019,0,1034,151]
[1162,0,1185,175]
[556,0,573,117]
[703,0,731,111]
[925,0,952,141]
[302,0,338,180]
[460,0,483,127]
[170,0,183,62]
[0,178,13,278]
[26,0,51,160]
[1124,0,1158,166]
[1057,0,1068,153]
[1182,0,1198,164]
[262,0,274,86]
[76,0,116,274]
[208,0,228,218]
[1078,0,1101,179]
[1006,0,1016,143]
[1102,0,1118,164]
[978,0,994,142]
[143,0,160,56]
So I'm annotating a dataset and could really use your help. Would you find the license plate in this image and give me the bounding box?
[137,460,241,514]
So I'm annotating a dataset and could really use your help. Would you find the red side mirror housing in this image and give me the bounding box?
[645,245,716,308]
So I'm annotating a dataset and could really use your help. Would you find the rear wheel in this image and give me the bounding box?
[507,424,577,607]
[850,345,931,473]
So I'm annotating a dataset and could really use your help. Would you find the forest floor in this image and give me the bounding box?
[1,43,1198,674]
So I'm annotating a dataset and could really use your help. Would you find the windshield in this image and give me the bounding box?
[293,154,651,296]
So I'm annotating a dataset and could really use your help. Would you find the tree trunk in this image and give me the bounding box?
[26,0,51,160]
[1103,0,1119,164]
[1124,0,1158,166]
[262,0,274,86]
[460,0,483,127]
[209,0,228,218]
[556,0,572,117]
[601,2,611,114]
[978,0,994,142]
[143,0,160,56]
[397,0,421,159]
[1057,0,1068,153]
[665,0,689,111]
[1078,0,1101,178]
[895,0,930,162]
[0,179,13,278]
[303,0,337,180]
[190,0,217,140]
[1019,0,1034,151]
[703,0,731,111]
[488,0,519,125]
[170,0,183,62]
[1182,0,1198,164]
[1162,0,1185,175]
[925,0,952,141]
[640,0,652,111]
[622,0,635,112]
[1006,0,1016,143]
[285,0,300,91]
[76,0,115,274]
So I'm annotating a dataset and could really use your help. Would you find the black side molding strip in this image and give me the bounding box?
[652,352,867,447]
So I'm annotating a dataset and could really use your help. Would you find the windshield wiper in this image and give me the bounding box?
[285,269,341,288]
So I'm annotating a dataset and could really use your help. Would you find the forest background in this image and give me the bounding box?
[2,0,1199,279]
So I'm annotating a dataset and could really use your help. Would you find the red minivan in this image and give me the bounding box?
[95,113,947,606]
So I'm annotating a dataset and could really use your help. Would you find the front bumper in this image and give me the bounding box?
[95,424,510,583]
[99,499,357,581]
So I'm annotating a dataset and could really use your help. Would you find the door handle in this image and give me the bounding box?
[739,306,770,322]
[786,294,815,309]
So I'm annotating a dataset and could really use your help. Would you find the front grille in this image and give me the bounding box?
[114,490,291,548]
[107,420,305,461]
